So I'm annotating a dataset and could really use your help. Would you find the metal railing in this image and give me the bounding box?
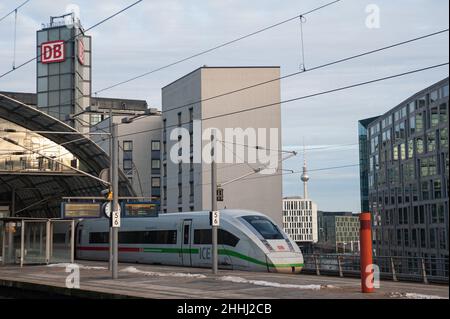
[302,254,449,284]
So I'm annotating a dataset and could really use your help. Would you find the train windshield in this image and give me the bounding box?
[242,215,284,240]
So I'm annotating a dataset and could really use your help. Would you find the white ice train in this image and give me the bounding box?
[74,209,304,273]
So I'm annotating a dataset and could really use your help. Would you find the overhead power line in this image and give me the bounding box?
[235,164,361,184]
[0,0,143,78]
[17,26,449,128]
[157,28,448,115]
[111,62,448,140]
[0,0,30,23]
[93,0,342,95]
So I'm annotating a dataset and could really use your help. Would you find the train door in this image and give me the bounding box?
[181,220,192,267]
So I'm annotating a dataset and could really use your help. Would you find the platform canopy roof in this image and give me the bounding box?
[0,93,135,217]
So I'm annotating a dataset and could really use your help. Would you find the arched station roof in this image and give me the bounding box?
[0,93,136,217]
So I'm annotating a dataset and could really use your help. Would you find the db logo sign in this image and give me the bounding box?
[41,40,65,64]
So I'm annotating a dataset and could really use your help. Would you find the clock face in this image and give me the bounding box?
[102,202,120,218]
[102,202,111,218]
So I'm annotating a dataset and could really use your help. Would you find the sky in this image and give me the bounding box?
[0,0,449,212]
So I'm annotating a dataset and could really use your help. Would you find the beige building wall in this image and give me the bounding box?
[162,67,283,226]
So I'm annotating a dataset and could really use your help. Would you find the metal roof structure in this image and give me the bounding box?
[0,93,136,217]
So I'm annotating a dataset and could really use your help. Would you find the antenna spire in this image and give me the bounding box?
[301,139,309,199]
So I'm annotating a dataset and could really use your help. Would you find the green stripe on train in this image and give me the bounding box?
[142,247,303,268]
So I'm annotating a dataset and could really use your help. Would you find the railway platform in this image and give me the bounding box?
[0,261,448,299]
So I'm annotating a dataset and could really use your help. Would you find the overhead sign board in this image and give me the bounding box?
[123,202,159,217]
[62,202,101,219]
[41,40,65,64]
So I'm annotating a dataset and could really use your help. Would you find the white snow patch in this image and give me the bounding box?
[47,263,107,270]
[218,276,337,290]
[389,292,447,299]
[120,266,207,279]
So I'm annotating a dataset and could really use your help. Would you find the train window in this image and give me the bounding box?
[119,230,177,244]
[89,230,177,245]
[194,229,240,247]
[89,232,109,244]
[241,216,283,240]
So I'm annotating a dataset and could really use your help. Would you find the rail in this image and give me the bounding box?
[302,254,449,284]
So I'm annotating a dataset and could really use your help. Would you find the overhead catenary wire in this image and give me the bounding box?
[0,0,143,78]
[109,62,448,140]
[93,0,342,95]
[16,27,449,129]
[173,163,361,191]
[0,0,30,24]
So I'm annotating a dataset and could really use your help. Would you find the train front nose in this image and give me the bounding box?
[266,252,304,273]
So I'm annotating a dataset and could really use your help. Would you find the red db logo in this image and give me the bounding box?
[41,40,65,64]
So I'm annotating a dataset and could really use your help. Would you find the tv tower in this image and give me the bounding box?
[300,144,309,199]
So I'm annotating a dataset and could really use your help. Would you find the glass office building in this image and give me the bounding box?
[359,78,449,274]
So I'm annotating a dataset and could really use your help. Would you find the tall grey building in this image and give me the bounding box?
[36,14,91,133]
[161,66,283,226]
[358,78,449,272]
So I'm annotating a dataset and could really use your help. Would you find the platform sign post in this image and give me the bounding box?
[111,123,119,279]
[211,133,218,275]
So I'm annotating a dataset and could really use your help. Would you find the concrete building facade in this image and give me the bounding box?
[161,67,283,225]
[282,197,318,244]
[91,113,162,200]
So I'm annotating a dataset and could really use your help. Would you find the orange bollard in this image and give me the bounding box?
[360,212,374,293]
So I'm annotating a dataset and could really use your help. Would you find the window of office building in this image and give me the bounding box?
[439,228,447,250]
[123,159,132,170]
[416,137,424,154]
[400,143,406,160]
[440,128,448,149]
[123,140,133,151]
[407,139,414,158]
[409,116,416,135]
[178,183,182,198]
[189,181,194,196]
[417,96,427,108]
[421,181,429,200]
[90,114,102,126]
[393,145,399,161]
[420,229,426,248]
[430,229,436,248]
[177,112,182,126]
[439,103,448,123]
[433,180,442,199]
[420,159,428,177]
[152,177,160,188]
[430,90,439,104]
[415,113,424,132]
[441,84,449,98]
[152,159,160,169]
[429,156,437,176]
[431,107,439,127]
[152,140,160,151]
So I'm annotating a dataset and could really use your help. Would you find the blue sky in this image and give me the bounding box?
[0,0,448,212]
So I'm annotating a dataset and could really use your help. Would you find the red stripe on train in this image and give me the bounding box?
[77,246,140,252]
